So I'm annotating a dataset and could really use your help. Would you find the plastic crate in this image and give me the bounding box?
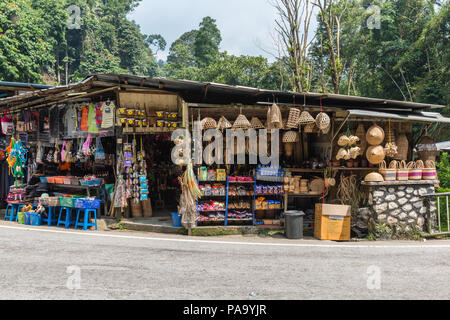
[46,177,56,184]
[74,198,101,209]
[39,196,59,207]
[30,213,42,226]
[24,212,31,225]
[39,177,48,183]
[59,197,74,208]
[79,178,102,187]
[63,177,72,185]
[54,177,65,184]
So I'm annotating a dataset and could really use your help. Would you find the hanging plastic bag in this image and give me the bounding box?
[82,133,92,156]
[95,138,106,160]
[1,111,14,135]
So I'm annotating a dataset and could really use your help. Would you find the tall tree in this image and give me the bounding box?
[193,16,222,68]
[272,0,314,92]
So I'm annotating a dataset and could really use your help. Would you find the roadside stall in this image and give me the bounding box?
[0,74,448,239]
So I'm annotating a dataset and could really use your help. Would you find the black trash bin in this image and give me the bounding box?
[284,210,305,239]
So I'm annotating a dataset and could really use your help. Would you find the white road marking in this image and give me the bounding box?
[0,224,449,248]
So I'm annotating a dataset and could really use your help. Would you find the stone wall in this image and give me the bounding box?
[366,182,437,233]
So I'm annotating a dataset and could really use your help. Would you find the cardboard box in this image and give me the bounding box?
[314,204,351,241]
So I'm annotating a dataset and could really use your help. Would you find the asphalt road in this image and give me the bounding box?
[0,222,449,300]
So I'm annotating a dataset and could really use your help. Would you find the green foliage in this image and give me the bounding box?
[437,152,450,188]
[193,16,221,68]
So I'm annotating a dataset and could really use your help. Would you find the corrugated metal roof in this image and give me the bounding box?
[0,73,446,114]
[347,109,450,123]
[92,74,445,111]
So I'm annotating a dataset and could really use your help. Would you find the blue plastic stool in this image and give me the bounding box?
[42,206,59,226]
[74,208,97,231]
[57,207,76,229]
[4,204,16,221]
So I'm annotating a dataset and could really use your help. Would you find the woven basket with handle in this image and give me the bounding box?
[379,160,396,181]
[423,160,437,180]
[396,160,409,181]
[407,160,423,180]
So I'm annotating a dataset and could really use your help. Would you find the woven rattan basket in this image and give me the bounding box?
[394,133,408,160]
[338,135,351,147]
[282,131,299,143]
[315,112,330,130]
[355,124,367,154]
[232,114,251,129]
[304,122,317,133]
[217,116,232,130]
[267,103,283,129]
[250,117,265,129]
[201,117,217,130]
[298,111,315,125]
[417,135,437,162]
[286,108,301,129]
[321,123,331,134]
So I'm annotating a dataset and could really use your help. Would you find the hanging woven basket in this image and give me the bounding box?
[267,103,283,129]
[315,112,330,130]
[282,131,299,143]
[250,117,264,129]
[217,116,232,130]
[286,108,301,129]
[298,111,315,126]
[304,122,318,133]
[355,124,367,154]
[394,133,408,161]
[232,114,251,129]
[201,117,217,130]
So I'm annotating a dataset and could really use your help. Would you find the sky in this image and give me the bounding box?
[128,0,282,62]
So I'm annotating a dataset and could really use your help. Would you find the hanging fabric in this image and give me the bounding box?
[80,105,89,131]
[1,110,13,135]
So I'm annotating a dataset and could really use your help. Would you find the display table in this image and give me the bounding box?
[48,184,108,216]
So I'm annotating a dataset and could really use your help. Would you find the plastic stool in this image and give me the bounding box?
[42,206,59,226]
[4,204,16,221]
[74,208,97,231]
[57,207,76,229]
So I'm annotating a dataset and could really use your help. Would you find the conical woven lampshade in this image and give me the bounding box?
[232,114,251,129]
[217,116,232,130]
[250,117,264,129]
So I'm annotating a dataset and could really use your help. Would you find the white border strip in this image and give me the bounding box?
[1,224,449,248]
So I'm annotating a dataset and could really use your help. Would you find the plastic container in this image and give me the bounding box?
[30,213,42,226]
[284,210,305,239]
[46,177,56,184]
[79,178,102,187]
[54,177,66,184]
[171,212,183,227]
[59,197,74,208]
[17,211,25,224]
[39,177,48,183]
[74,198,101,209]
[24,212,31,225]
